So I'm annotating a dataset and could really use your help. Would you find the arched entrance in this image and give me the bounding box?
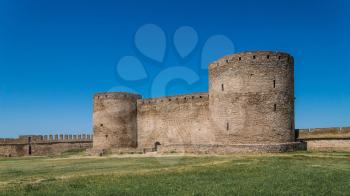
[154,141,161,152]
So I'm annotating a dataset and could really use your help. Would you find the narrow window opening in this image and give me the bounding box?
[238,57,241,61]
[199,96,202,98]
[274,104,277,111]
[100,124,103,127]
[253,56,256,59]
[273,80,276,88]
[221,84,224,91]
[105,134,108,138]
[267,55,270,59]
[226,122,229,131]
[278,56,281,60]
[28,136,32,155]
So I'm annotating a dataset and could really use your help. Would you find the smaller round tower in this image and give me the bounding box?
[92,92,141,151]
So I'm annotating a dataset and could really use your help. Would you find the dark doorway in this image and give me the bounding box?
[154,141,161,151]
[28,137,32,155]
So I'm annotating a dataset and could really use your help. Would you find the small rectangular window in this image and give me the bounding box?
[226,122,229,131]
[274,104,277,111]
[273,80,276,88]
[221,84,224,91]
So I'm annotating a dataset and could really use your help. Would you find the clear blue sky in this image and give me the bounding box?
[0,0,349,137]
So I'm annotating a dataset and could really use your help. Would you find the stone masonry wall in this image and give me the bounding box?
[137,93,211,149]
[93,93,141,151]
[0,134,92,157]
[209,51,295,145]
[296,127,350,152]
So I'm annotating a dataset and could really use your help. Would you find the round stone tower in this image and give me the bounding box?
[92,92,141,151]
[209,51,294,147]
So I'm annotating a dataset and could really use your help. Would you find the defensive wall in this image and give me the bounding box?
[296,127,350,152]
[137,93,211,151]
[0,134,92,157]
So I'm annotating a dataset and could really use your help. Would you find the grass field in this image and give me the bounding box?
[0,152,349,195]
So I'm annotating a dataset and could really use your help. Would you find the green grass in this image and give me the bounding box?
[0,152,349,195]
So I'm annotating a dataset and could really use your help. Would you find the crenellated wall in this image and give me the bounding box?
[137,93,211,150]
[0,134,93,157]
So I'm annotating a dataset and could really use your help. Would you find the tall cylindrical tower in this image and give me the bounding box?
[92,92,141,151]
[209,51,294,145]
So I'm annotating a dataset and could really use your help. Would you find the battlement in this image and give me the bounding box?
[0,134,93,145]
[94,92,141,100]
[209,51,293,69]
[137,93,209,106]
[296,127,350,140]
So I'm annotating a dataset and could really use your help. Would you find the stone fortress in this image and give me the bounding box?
[1,51,349,157]
[91,50,349,154]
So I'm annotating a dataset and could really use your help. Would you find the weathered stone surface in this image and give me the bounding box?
[0,135,92,157]
[295,127,350,152]
[305,140,350,152]
[92,92,141,151]
[209,51,294,145]
[296,127,350,139]
[137,93,211,149]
